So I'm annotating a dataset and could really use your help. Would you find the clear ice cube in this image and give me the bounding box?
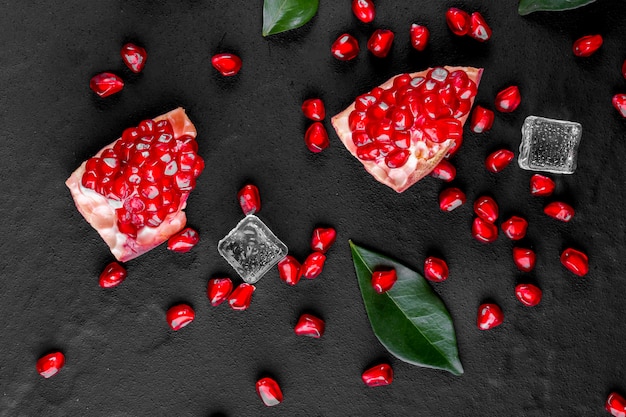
[518,116,582,174]
[217,215,288,284]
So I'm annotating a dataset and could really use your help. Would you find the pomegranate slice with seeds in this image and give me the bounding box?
[37,352,65,378]
[121,43,147,73]
[410,24,429,51]
[90,72,124,97]
[367,29,394,58]
[99,261,127,288]
[331,66,482,192]
[362,364,393,387]
[66,108,203,262]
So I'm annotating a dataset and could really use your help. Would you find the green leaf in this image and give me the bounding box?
[262,0,319,37]
[349,241,464,376]
[518,0,596,15]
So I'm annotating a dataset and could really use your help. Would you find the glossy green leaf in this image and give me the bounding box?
[518,0,596,15]
[262,0,319,37]
[350,241,464,376]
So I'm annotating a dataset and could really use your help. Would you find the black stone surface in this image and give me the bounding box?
[2,1,626,416]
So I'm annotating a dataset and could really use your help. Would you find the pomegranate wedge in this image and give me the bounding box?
[66,108,203,262]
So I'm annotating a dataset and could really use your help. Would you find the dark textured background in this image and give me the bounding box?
[1,0,626,416]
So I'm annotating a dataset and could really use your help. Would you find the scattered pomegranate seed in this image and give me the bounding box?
[238,184,261,215]
[515,283,542,307]
[502,216,528,240]
[351,0,375,23]
[277,255,302,286]
[530,174,555,196]
[439,187,466,212]
[424,257,449,282]
[495,85,521,112]
[606,392,626,417]
[207,278,233,306]
[362,363,393,387]
[367,29,395,58]
[472,217,498,243]
[99,261,127,288]
[430,160,456,182]
[473,196,499,223]
[560,248,589,277]
[256,377,283,407]
[211,53,242,76]
[311,227,337,253]
[167,227,199,253]
[331,33,360,61]
[469,12,492,42]
[371,269,397,293]
[446,8,471,36]
[36,352,65,378]
[294,313,325,338]
[166,304,195,331]
[477,303,503,330]
[572,34,603,57]
[410,24,430,51]
[485,149,514,173]
[90,72,124,98]
[228,283,256,310]
[512,247,536,272]
[612,94,626,118]
[301,98,326,121]
[304,122,330,153]
[470,105,495,133]
[120,43,147,73]
[301,253,326,279]
[544,201,575,222]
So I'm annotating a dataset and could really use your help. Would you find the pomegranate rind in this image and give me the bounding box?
[66,107,198,262]
[331,66,483,193]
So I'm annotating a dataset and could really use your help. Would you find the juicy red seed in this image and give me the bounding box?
[512,247,536,272]
[371,269,397,294]
[311,227,337,253]
[357,143,384,161]
[355,94,378,111]
[473,196,499,223]
[349,111,368,131]
[485,149,514,173]
[207,278,234,306]
[572,34,603,57]
[389,107,414,130]
[439,187,466,212]
[472,217,498,243]
[470,106,495,133]
[294,313,325,338]
[211,53,242,76]
[544,201,575,222]
[515,283,542,307]
[331,33,360,61]
[301,98,326,121]
[560,248,589,277]
[99,261,127,288]
[166,304,195,331]
[120,43,147,73]
[167,227,200,253]
[385,149,410,169]
[392,130,411,149]
[530,174,555,196]
[502,216,528,240]
[362,364,393,387]
[445,135,464,159]
[351,0,375,23]
[82,171,98,189]
[430,160,456,182]
[477,303,503,330]
[228,283,256,310]
[410,24,430,51]
[277,255,302,286]
[469,12,492,42]
[256,377,283,407]
[238,184,261,215]
[301,252,326,279]
[304,122,330,153]
[612,94,626,118]
[495,85,521,112]
[367,29,395,58]
[446,8,471,36]
[606,392,626,417]
[36,352,65,379]
[424,257,449,282]
[352,131,372,147]
[90,72,124,98]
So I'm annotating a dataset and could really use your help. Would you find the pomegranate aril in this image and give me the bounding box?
[544,201,574,222]
[477,303,503,330]
[174,171,195,191]
[277,255,302,286]
[560,248,589,277]
[473,196,499,223]
[304,122,330,153]
[82,171,98,189]
[606,392,626,417]
[352,0,375,23]
[572,34,603,57]
[228,283,256,310]
[485,149,514,173]
[99,261,127,288]
[362,364,393,387]
[512,247,536,272]
[238,184,261,215]
[36,352,65,379]
[439,187,466,212]
[469,12,492,42]
[311,227,337,253]
[302,98,325,121]
[495,86,521,112]
[121,43,147,73]
[256,377,283,407]
[301,252,326,279]
[207,278,233,306]
[166,304,195,331]
[530,174,555,196]
[367,29,394,58]
[612,94,626,118]
[90,72,124,98]
[502,216,528,240]
[470,106,494,133]
[211,53,242,76]
[424,257,449,282]
[167,227,199,253]
[385,149,410,168]
[515,283,542,307]
[294,313,325,338]
[446,8,471,36]
[430,159,456,182]
[410,24,429,51]
[371,269,397,293]
[472,217,498,243]
[389,107,414,130]
[331,33,360,61]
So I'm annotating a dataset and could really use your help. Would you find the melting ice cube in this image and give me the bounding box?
[518,116,582,174]
[217,215,288,284]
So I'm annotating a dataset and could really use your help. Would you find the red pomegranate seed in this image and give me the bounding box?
[211,53,242,76]
[301,252,326,279]
[228,283,256,310]
[331,33,360,61]
[472,217,498,243]
[410,24,429,51]
[362,364,393,387]
[430,160,456,182]
[238,184,261,215]
[439,187,466,212]
[424,257,449,282]
[302,98,325,121]
[485,149,514,173]
[473,196,499,223]
[477,303,503,330]
[311,227,337,253]
[277,255,302,286]
[544,201,575,222]
[560,248,589,277]
[36,352,65,379]
[99,261,127,288]
[371,269,397,293]
[304,122,330,153]
[502,216,528,240]
[256,377,283,407]
[469,12,492,42]
[612,94,626,118]
[530,174,555,196]
[207,278,233,306]
[446,8,471,36]
[606,392,626,417]
[294,313,325,338]
[166,304,195,331]
[470,105,495,133]
[495,85,521,112]
[515,283,542,307]
[367,29,394,58]
[167,227,199,253]
[512,247,536,272]
[90,72,124,98]
[352,0,375,23]
[120,43,147,73]
[572,34,603,57]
